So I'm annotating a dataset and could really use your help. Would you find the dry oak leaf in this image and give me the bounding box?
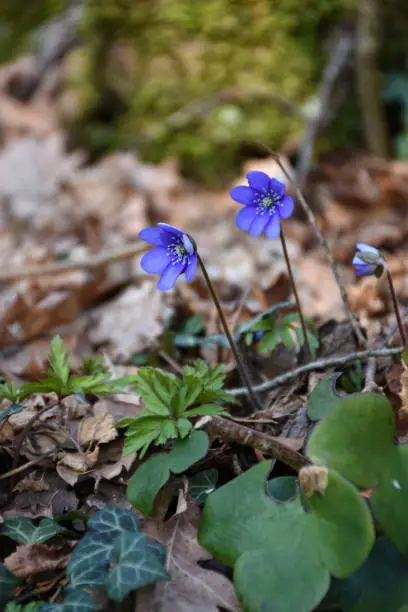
[78,411,117,447]
[137,502,239,612]
[89,282,172,361]
[5,542,73,578]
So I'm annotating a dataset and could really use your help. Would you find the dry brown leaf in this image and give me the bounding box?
[347,277,385,317]
[5,542,73,578]
[78,411,117,447]
[89,282,172,361]
[138,503,239,612]
[58,447,100,473]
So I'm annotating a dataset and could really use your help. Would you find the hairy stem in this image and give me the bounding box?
[386,269,407,347]
[280,228,312,358]
[197,254,263,412]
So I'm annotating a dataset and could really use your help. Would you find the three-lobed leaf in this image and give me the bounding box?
[307,392,408,558]
[199,461,374,612]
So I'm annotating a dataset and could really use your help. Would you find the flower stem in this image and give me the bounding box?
[197,254,264,412]
[386,268,407,348]
[280,228,312,358]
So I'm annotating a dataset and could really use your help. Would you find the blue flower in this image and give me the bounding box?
[139,223,197,290]
[230,171,294,238]
[352,243,384,277]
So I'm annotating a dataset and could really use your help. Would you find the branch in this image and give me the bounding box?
[229,347,402,396]
[206,415,307,471]
[0,242,148,282]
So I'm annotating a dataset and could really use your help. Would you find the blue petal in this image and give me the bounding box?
[140,247,168,274]
[249,213,270,237]
[236,206,257,231]
[182,234,195,256]
[269,178,285,196]
[265,214,281,239]
[157,223,184,236]
[230,186,256,206]
[356,243,379,255]
[157,261,186,291]
[185,253,197,282]
[279,195,294,219]
[138,227,163,245]
[352,255,376,276]
[247,171,270,193]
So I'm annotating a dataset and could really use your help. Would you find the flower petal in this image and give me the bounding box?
[265,214,281,239]
[269,178,285,196]
[138,227,163,245]
[356,243,379,255]
[140,247,168,274]
[279,195,294,219]
[157,261,186,291]
[182,234,195,256]
[352,255,376,277]
[230,186,256,206]
[185,253,197,282]
[236,206,258,231]
[249,213,270,237]
[247,171,270,193]
[157,223,184,236]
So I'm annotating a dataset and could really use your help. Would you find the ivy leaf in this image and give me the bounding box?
[0,402,23,421]
[2,518,64,545]
[0,563,20,607]
[127,430,209,515]
[307,392,408,557]
[307,372,343,421]
[199,461,374,612]
[189,469,218,504]
[67,532,113,586]
[87,506,140,536]
[39,588,95,611]
[105,531,169,601]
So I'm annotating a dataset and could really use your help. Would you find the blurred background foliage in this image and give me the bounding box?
[2,0,408,185]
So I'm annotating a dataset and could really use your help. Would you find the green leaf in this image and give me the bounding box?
[39,588,95,611]
[266,476,297,502]
[183,404,228,417]
[324,537,408,612]
[278,325,294,350]
[0,564,20,608]
[2,518,64,544]
[176,417,193,438]
[236,301,292,335]
[5,602,44,612]
[168,430,209,474]
[182,314,205,335]
[307,373,344,421]
[105,531,169,601]
[127,454,171,516]
[127,431,209,515]
[307,393,408,557]
[133,368,178,416]
[67,533,113,585]
[48,336,71,387]
[87,506,140,536]
[189,469,218,504]
[199,461,374,612]
[258,329,280,353]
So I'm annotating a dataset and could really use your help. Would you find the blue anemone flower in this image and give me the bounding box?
[352,243,384,277]
[230,171,294,238]
[139,223,197,291]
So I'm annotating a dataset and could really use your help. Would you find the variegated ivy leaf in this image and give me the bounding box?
[2,518,64,545]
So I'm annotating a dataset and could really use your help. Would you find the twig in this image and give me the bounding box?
[8,401,59,493]
[296,30,352,186]
[0,242,148,282]
[257,142,367,347]
[355,0,389,157]
[206,415,307,471]
[229,347,402,396]
[0,448,58,481]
